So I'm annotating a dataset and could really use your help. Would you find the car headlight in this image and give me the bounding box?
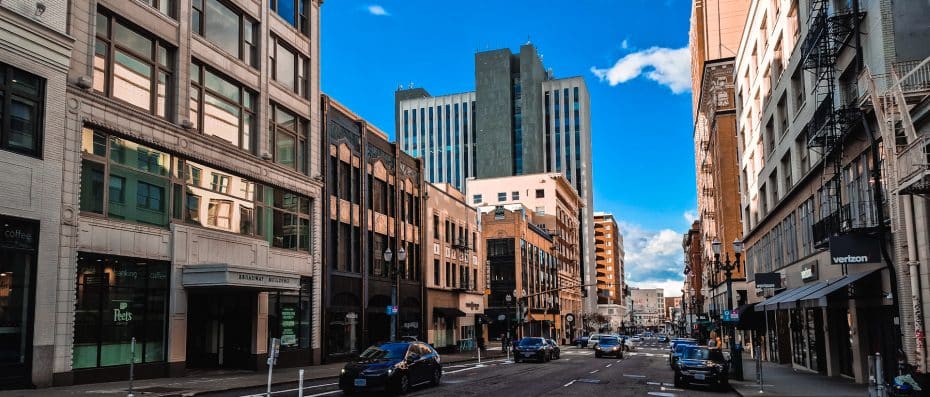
[341,368,346,375]
[387,368,394,376]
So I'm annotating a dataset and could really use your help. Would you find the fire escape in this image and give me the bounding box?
[801,0,865,245]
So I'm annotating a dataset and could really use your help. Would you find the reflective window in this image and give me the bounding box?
[95,9,173,118]
[270,37,309,98]
[143,0,176,18]
[0,62,45,156]
[270,103,309,173]
[192,0,258,67]
[270,0,310,36]
[190,62,256,151]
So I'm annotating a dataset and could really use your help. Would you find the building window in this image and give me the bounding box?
[0,62,45,157]
[270,0,310,36]
[142,0,176,18]
[472,194,482,204]
[94,9,173,118]
[73,253,169,368]
[511,191,519,200]
[535,189,544,198]
[191,0,257,66]
[434,259,440,286]
[190,62,256,151]
[270,36,309,98]
[270,104,310,174]
[497,192,506,202]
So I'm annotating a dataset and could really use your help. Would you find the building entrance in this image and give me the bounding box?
[186,291,255,369]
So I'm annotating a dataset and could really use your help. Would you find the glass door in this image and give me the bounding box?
[0,252,32,387]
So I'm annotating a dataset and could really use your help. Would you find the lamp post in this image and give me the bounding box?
[384,246,407,342]
[712,238,743,381]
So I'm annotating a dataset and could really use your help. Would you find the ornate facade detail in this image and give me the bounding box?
[366,143,395,171]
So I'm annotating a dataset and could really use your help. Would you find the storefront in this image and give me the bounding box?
[0,217,38,388]
[72,252,170,383]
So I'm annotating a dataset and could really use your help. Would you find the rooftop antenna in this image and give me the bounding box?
[408,82,414,89]
[526,35,531,45]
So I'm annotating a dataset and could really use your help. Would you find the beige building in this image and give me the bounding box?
[424,183,485,352]
[0,0,73,388]
[13,0,327,387]
[467,173,584,342]
[630,287,665,329]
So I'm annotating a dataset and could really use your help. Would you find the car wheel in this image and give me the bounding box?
[430,367,442,386]
[595,352,601,358]
[341,387,356,395]
[673,375,683,388]
[393,374,409,395]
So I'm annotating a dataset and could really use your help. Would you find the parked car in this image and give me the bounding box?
[546,339,561,360]
[673,346,730,390]
[657,334,669,343]
[588,333,603,349]
[574,335,590,348]
[669,337,697,350]
[594,336,624,358]
[514,337,551,363]
[338,341,442,395]
[669,340,698,369]
[620,336,634,352]
[630,335,642,343]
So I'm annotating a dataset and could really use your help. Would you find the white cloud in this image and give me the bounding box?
[683,209,698,224]
[621,39,629,50]
[591,46,691,94]
[367,5,390,16]
[619,222,686,297]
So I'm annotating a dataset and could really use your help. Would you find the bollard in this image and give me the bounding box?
[127,337,135,397]
[297,369,305,397]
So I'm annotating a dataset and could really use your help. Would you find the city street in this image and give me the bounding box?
[205,342,736,397]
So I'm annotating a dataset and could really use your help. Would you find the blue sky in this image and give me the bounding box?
[321,1,696,296]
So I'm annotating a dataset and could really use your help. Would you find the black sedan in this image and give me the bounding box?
[673,346,729,390]
[574,335,590,348]
[514,337,551,363]
[546,338,561,360]
[339,342,442,395]
[594,336,623,358]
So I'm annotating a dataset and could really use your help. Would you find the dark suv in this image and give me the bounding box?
[594,336,623,358]
[673,346,729,390]
[339,342,442,394]
[514,337,551,363]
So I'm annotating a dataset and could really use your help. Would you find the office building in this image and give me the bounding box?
[396,44,597,312]
[593,212,624,305]
[321,95,424,361]
[629,287,665,329]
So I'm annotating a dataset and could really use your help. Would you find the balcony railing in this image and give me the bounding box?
[898,135,930,195]
[812,205,851,247]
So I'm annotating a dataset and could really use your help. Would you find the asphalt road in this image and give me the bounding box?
[204,339,738,397]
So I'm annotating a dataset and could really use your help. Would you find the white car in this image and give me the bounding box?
[588,333,603,348]
[631,335,642,343]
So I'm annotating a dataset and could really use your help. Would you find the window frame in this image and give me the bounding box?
[191,0,258,67]
[270,0,311,36]
[190,61,257,152]
[270,36,310,98]
[0,62,46,158]
[270,102,310,174]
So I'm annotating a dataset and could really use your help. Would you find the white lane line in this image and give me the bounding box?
[662,382,675,387]
[241,382,339,397]
[305,391,342,397]
[623,374,646,378]
[563,379,577,387]
[605,364,612,368]
[616,360,623,363]
[444,366,482,375]
[564,358,571,361]
[589,369,599,374]
[646,381,661,385]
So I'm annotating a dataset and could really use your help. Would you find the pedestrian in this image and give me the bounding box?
[708,331,719,348]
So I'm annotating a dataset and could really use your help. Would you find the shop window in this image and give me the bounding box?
[94,9,173,118]
[0,218,38,373]
[0,62,45,157]
[267,280,312,350]
[73,253,169,368]
[190,62,256,151]
[191,0,258,66]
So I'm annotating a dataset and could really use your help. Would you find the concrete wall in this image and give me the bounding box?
[475,49,514,177]
[518,44,547,175]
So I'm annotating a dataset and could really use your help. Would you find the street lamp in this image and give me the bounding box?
[384,246,407,342]
[712,238,743,381]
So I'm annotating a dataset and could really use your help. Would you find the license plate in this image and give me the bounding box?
[354,378,367,387]
[694,373,705,380]
[523,352,534,357]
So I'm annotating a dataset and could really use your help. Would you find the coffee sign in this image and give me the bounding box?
[829,233,881,265]
[0,217,38,251]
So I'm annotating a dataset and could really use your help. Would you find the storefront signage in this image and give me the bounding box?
[182,264,302,291]
[465,301,481,311]
[801,261,819,281]
[829,233,881,265]
[113,301,133,324]
[280,306,297,346]
[755,272,782,289]
[0,217,38,251]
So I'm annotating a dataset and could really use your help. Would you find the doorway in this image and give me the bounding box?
[186,291,255,369]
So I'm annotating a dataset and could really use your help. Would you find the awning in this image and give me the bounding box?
[182,264,302,291]
[756,283,824,311]
[799,269,882,307]
[777,281,831,310]
[433,307,466,317]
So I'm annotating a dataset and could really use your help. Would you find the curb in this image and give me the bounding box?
[184,353,508,396]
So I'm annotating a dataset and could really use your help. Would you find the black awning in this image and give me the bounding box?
[433,307,466,317]
[735,303,762,330]
[799,268,882,307]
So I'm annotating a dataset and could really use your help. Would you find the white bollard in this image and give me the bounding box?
[297,369,305,397]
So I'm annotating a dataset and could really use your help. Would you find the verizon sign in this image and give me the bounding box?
[829,233,881,265]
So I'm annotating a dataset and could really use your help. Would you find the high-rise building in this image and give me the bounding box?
[1,0,325,388]
[395,43,597,313]
[593,213,624,305]
[689,0,749,322]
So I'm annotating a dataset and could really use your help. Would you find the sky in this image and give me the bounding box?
[321,0,696,297]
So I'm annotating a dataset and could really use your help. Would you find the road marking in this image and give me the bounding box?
[623,374,646,378]
[241,382,339,397]
[444,366,482,375]
[589,369,599,374]
[563,380,576,387]
[564,358,571,361]
[605,364,612,368]
[616,360,622,363]
[662,383,675,387]
[646,381,661,385]
[646,392,677,397]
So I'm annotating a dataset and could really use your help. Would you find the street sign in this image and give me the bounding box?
[722,309,739,323]
[722,311,731,322]
[386,305,398,315]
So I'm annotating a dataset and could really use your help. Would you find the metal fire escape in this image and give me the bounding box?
[801,0,865,245]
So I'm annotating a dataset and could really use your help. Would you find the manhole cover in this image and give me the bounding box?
[575,378,608,384]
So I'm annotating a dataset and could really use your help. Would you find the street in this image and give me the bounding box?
[205,341,737,397]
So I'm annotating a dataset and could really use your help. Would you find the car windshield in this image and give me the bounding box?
[600,337,619,344]
[683,347,725,361]
[359,343,409,360]
[519,338,545,346]
[675,344,696,354]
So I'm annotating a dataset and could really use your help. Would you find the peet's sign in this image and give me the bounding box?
[829,233,881,265]
[112,301,133,324]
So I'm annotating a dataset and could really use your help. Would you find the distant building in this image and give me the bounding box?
[593,213,624,305]
[629,287,665,329]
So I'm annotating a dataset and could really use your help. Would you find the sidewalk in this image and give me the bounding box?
[731,356,867,397]
[0,349,506,397]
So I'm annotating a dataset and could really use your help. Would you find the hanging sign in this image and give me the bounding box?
[829,233,881,265]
